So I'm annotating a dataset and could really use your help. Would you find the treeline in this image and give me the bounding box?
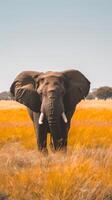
[0,86,112,100]
[0,91,11,100]
[87,86,112,100]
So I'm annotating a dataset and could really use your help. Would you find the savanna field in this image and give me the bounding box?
[0,100,112,200]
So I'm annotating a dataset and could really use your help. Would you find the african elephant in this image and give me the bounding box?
[10,69,90,153]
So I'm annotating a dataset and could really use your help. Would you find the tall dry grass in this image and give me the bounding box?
[0,100,112,200]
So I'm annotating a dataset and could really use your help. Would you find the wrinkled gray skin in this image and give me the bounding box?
[10,70,90,153]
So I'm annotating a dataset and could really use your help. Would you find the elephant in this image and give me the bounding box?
[10,69,90,153]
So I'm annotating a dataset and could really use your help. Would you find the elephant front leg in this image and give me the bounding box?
[60,118,71,152]
[49,120,70,153]
[50,126,68,152]
[33,113,48,154]
[61,125,68,152]
[49,134,55,152]
[37,124,48,154]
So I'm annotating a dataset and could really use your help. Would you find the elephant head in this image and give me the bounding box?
[10,69,90,150]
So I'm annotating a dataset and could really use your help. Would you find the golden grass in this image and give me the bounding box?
[0,100,112,200]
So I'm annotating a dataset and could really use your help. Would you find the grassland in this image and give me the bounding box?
[0,100,112,200]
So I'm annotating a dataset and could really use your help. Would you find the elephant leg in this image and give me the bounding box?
[49,124,64,151]
[62,111,74,151]
[60,122,68,152]
[37,124,48,154]
[49,124,68,152]
[49,134,55,152]
[33,113,48,154]
[49,120,71,152]
[61,115,71,152]
[27,108,34,121]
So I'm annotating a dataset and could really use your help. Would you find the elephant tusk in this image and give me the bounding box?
[62,112,68,123]
[39,112,44,124]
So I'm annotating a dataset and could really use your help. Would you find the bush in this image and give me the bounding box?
[0,91,11,100]
[95,86,112,99]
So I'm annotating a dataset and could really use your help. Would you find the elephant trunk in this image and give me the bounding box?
[46,97,62,150]
[39,93,67,150]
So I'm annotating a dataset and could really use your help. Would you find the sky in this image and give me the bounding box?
[0,0,112,91]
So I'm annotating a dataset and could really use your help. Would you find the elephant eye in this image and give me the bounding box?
[40,78,44,83]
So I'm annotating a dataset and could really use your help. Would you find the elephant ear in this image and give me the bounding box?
[10,71,41,112]
[63,69,90,112]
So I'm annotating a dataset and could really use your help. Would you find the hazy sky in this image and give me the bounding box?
[0,0,112,91]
